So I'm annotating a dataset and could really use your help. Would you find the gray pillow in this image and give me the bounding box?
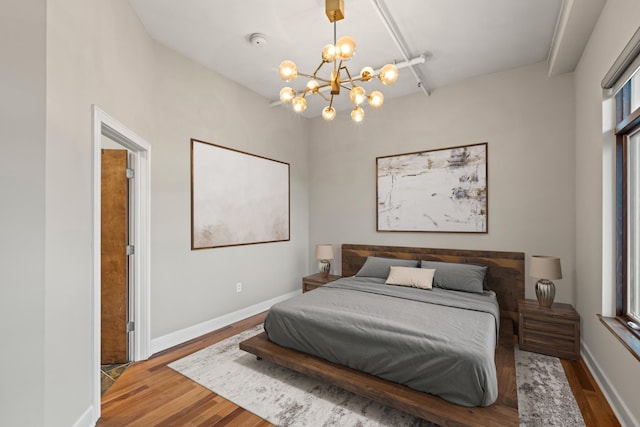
[355,256,420,279]
[420,260,488,294]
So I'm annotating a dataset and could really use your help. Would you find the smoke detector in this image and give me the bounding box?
[249,33,268,47]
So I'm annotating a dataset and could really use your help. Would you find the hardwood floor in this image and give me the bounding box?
[562,358,621,427]
[98,312,272,427]
[99,312,620,426]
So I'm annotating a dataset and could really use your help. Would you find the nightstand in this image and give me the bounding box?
[518,299,580,360]
[302,273,341,292]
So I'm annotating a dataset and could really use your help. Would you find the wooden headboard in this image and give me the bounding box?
[342,244,525,324]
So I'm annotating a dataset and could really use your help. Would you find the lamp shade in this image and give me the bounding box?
[529,256,562,280]
[315,244,334,260]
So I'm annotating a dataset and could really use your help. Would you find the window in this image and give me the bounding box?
[601,27,640,359]
[628,128,640,323]
[616,73,640,330]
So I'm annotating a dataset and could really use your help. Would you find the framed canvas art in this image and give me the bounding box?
[376,142,488,233]
[191,139,290,249]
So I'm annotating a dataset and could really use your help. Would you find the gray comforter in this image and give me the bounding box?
[264,276,500,407]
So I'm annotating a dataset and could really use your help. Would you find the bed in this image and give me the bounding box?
[240,244,524,425]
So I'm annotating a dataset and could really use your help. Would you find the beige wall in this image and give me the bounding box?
[44,0,308,425]
[308,61,577,303]
[0,0,46,425]
[149,43,309,338]
[575,0,640,425]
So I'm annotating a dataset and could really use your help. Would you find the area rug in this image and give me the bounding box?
[169,326,585,427]
[515,349,585,427]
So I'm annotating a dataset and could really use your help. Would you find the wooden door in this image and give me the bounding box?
[101,149,129,364]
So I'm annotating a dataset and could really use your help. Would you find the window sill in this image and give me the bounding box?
[598,314,640,362]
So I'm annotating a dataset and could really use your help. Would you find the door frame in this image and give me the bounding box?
[92,105,151,420]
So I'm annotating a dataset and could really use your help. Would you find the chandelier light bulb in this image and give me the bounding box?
[292,96,307,113]
[322,44,336,62]
[379,63,399,85]
[349,86,366,105]
[322,106,336,121]
[279,60,298,82]
[360,66,374,81]
[351,106,365,122]
[279,87,295,104]
[306,80,320,93]
[368,91,384,108]
[336,36,356,60]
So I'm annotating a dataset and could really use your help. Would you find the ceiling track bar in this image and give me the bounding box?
[269,55,425,107]
[369,0,429,96]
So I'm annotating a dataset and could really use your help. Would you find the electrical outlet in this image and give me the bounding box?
[236,282,242,293]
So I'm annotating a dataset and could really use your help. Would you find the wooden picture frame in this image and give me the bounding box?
[191,139,290,249]
[376,142,488,233]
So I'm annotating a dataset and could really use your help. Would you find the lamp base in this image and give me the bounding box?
[535,279,556,307]
[319,259,331,278]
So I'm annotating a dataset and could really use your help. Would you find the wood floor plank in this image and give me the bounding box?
[135,387,212,425]
[186,401,245,427]
[153,394,216,426]
[561,358,621,427]
[98,310,619,426]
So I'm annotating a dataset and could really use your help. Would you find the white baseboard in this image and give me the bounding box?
[581,343,639,427]
[72,405,95,427]
[150,290,300,356]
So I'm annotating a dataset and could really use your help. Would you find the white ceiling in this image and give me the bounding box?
[128,0,604,119]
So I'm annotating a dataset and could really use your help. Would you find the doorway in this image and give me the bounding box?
[100,145,132,393]
[92,105,151,423]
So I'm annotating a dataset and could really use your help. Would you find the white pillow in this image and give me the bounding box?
[385,266,435,290]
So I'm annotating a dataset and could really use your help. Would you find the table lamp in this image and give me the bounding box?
[315,244,334,278]
[529,255,562,307]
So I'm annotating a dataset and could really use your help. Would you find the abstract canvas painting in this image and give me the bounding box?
[377,143,488,233]
[191,139,290,249]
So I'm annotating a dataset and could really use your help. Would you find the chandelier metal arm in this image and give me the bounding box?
[315,82,333,90]
[312,62,326,78]
[341,65,354,83]
[298,72,322,80]
[297,81,333,100]
[314,90,331,102]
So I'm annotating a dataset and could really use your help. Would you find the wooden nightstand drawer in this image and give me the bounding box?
[521,331,576,355]
[521,316,576,337]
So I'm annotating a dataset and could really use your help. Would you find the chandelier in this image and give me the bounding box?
[278,0,399,122]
